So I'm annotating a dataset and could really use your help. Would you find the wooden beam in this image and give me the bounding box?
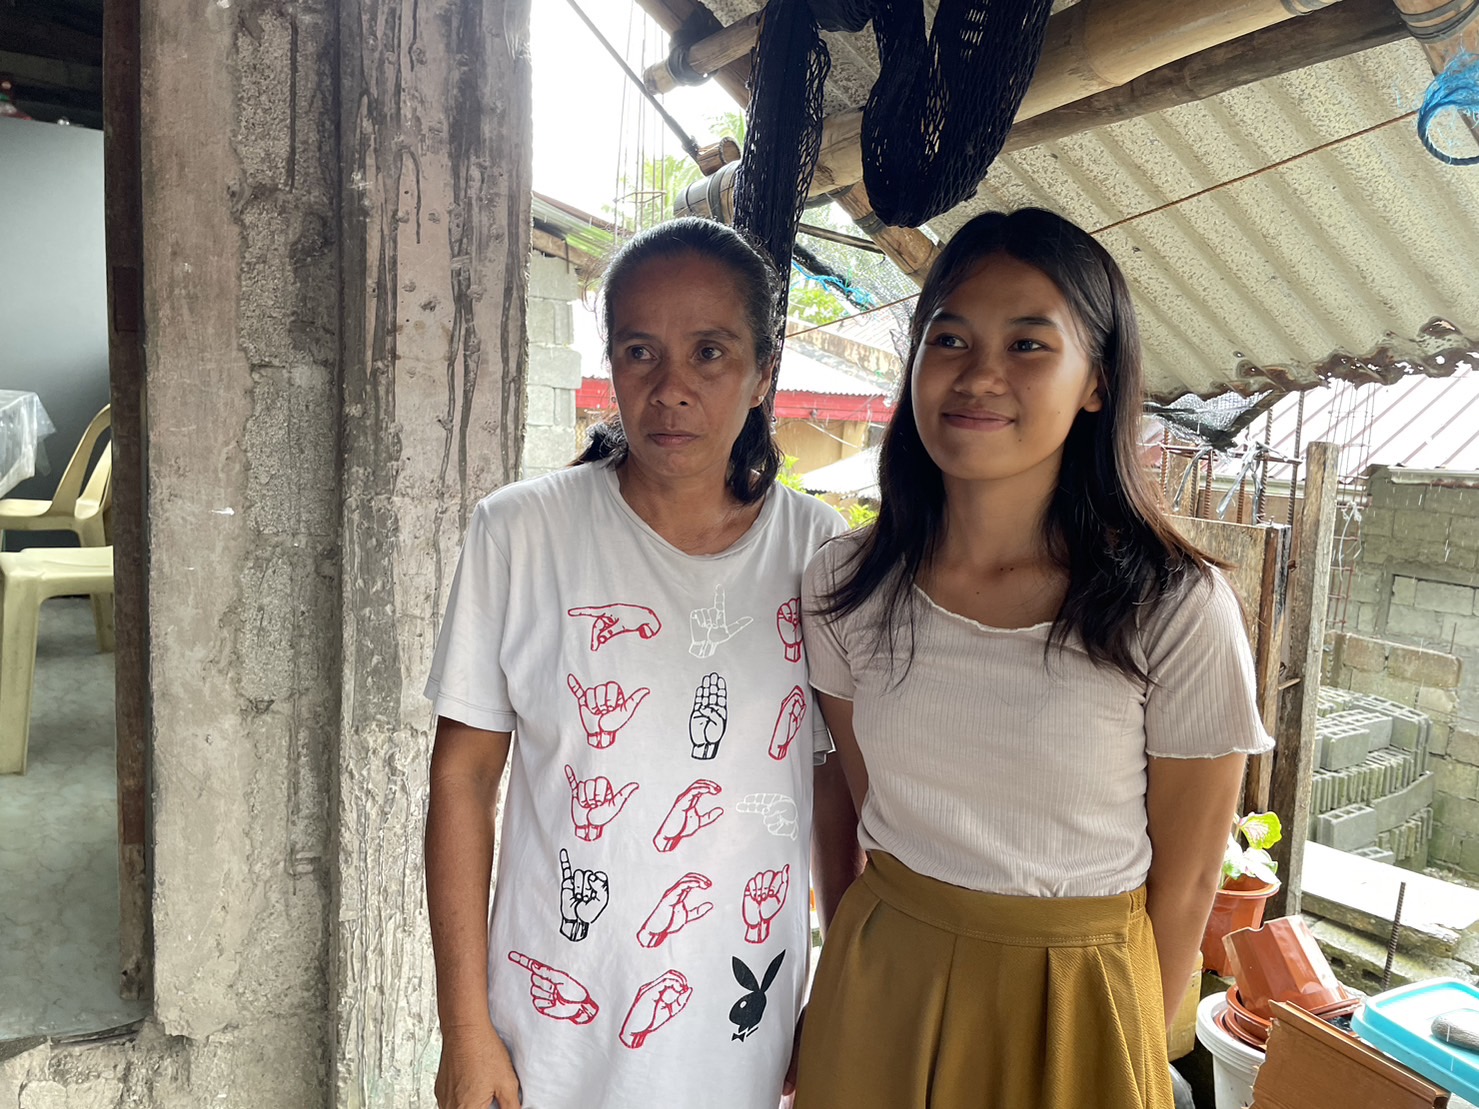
[0,49,103,93]
[644,11,761,95]
[1393,0,1479,159]
[0,10,103,66]
[101,0,151,1001]
[1003,0,1405,153]
[531,227,602,278]
[1267,441,1340,920]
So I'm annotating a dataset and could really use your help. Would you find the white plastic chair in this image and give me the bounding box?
[0,403,112,550]
[0,545,114,775]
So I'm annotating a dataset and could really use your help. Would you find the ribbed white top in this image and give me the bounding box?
[802,534,1274,898]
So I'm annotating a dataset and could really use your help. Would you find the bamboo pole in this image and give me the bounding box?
[1392,0,1479,156]
[644,11,761,94]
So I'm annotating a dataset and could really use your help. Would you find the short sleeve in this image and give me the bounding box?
[1143,568,1275,759]
[424,503,518,733]
[802,541,855,701]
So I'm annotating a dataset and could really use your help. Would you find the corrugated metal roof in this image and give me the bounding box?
[801,445,881,498]
[1238,354,1479,479]
[691,5,1479,401]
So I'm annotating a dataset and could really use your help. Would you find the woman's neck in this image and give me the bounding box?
[615,459,762,556]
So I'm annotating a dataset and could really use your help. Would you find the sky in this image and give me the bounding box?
[530,1,739,219]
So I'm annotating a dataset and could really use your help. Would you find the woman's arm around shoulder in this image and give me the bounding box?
[426,717,521,1109]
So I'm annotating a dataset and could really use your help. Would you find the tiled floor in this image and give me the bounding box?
[0,598,147,1039]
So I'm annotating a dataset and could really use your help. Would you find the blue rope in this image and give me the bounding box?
[790,262,878,310]
[1419,52,1479,167]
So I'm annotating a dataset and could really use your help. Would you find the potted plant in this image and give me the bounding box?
[1201,812,1282,976]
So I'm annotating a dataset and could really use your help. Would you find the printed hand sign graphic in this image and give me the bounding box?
[736,793,798,840]
[567,603,661,652]
[559,848,609,942]
[688,673,728,760]
[769,686,807,761]
[566,675,649,749]
[564,765,638,842]
[653,780,724,853]
[689,585,752,659]
[507,950,599,1024]
[743,865,790,944]
[776,597,803,663]
[620,970,692,1049]
[636,873,714,948]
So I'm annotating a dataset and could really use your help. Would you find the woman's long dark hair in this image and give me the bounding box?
[824,208,1213,682]
[573,217,785,505]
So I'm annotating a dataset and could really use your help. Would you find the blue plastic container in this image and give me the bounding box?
[1351,978,1479,1104]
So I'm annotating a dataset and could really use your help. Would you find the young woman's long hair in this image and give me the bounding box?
[573,217,785,504]
[824,208,1213,682]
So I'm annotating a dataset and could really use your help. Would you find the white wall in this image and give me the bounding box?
[0,118,109,512]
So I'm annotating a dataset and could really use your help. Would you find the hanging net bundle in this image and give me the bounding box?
[733,0,1055,292]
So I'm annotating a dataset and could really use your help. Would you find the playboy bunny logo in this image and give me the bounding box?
[729,951,785,1042]
[690,585,752,658]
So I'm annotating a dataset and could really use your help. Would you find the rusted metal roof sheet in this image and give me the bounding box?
[689,5,1479,400]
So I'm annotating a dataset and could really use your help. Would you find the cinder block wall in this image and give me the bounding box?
[1325,631,1475,873]
[522,254,582,478]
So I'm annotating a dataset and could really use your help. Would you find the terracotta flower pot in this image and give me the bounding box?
[1223,986,1272,1049]
[1222,916,1349,1020]
[1201,875,1279,976]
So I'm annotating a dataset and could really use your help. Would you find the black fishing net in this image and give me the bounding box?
[732,0,831,320]
[1145,391,1279,453]
[733,0,1056,285]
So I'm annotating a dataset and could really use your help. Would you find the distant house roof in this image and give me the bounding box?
[801,446,881,499]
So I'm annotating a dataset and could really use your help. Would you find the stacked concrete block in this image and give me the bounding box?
[1315,803,1379,851]
[1376,807,1434,867]
[1353,845,1397,865]
[1317,711,1377,771]
[523,254,584,479]
[1318,687,1360,718]
[1310,750,1418,817]
[1371,772,1436,833]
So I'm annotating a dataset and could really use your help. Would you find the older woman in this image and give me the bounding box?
[424,218,849,1109]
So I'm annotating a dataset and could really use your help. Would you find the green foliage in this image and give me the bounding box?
[787,277,849,328]
[1221,811,1284,888]
[846,502,879,529]
[776,455,806,492]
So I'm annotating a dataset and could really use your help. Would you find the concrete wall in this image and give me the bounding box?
[522,254,580,477]
[775,419,870,477]
[0,0,531,1105]
[0,118,110,510]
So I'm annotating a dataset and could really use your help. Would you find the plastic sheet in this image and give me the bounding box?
[0,390,56,497]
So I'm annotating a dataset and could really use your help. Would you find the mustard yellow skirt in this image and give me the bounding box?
[794,853,1173,1109]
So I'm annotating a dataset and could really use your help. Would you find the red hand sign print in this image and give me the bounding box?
[566,675,649,749]
[636,873,714,948]
[743,864,790,944]
[564,765,638,842]
[567,603,661,652]
[769,686,807,760]
[776,597,803,663]
[506,951,599,1024]
[653,780,724,853]
[619,970,692,1049]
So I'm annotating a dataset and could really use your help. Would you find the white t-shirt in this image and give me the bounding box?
[426,461,844,1109]
[803,532,1274,898]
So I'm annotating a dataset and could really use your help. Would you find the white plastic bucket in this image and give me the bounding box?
[1195,993,1266,1109]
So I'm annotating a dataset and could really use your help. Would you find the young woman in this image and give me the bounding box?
[794,208,1271,1109]
[423,217,850,1109]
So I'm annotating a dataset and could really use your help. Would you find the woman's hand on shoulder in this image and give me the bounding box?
[435,1021,521,1108]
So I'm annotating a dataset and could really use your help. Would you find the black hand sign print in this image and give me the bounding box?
[558,848,609,942]
[688,673,728,760]
[730,950,785,1042]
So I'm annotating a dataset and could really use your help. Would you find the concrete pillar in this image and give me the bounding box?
[335,0,531,1105]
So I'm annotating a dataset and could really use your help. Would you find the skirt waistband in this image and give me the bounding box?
[860,852,1146,948]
